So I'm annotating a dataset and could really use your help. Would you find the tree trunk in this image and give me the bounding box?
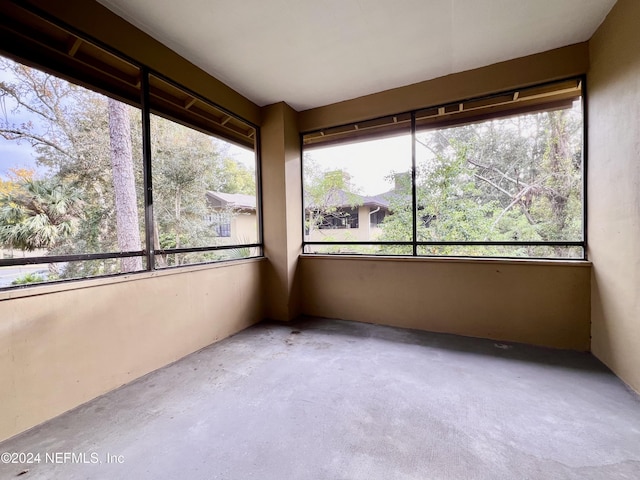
[153,221,167,268]
[108,99,143,272]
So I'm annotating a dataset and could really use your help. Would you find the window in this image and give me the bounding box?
[0,7,261,289]
[208,212,232,238]
[370,208,387,228]
[216,222,231,238]
[0,55,147,287]
[303,116,412,253]
[149,74,260,267]
[315,207,359,230]
[302,79,585,259]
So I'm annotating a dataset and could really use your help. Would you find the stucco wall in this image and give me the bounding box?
[588,0,640,394]
[0,259,264,441]
[300,256,590,350]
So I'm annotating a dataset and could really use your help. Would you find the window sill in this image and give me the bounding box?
[300,253,591,268]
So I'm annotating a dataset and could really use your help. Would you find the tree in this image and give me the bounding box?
[146,115,255,265]
[0,56,143,273]
[0,168,34,196]
[303,157,362,238]
[217,157,256,195]
[0,178,84,251]
[151,115,219,255]
[376,106,582,257]
[108,98,142,272]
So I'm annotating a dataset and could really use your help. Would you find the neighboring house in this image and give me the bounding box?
[205,191,258,243]
[206,187,393,244]
[305,178,408,242]
[205,175,407,244]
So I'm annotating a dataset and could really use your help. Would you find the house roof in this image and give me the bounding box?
[206,191,256,210]
[362,191,394,209]
[306,188,399,210]
[207,188,397,212]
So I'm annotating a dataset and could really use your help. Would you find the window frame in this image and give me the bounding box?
[0,4,263,290]
[300,77,587,261]
[144,72,262,269]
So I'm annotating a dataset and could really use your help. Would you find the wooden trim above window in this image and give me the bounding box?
[303,78,582,149]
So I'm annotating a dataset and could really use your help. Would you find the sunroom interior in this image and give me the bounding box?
[0,0,639,477]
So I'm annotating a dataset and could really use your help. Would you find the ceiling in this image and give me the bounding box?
[96,0,617,112]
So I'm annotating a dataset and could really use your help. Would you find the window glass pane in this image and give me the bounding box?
[0,257,146,288]
[302,81,584,259]
[304,244,412,255]
[417,245,583,259]
[303,123,412,244]
[0,54,146,277]
[150,104,259,267]
[159,247,260,268]
[415,101,583,243]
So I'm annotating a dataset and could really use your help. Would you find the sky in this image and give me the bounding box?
[305,135,412,196]
[0,69,46,180]
[0,138,38,179]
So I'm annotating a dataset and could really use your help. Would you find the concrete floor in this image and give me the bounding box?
[1,318,639,480]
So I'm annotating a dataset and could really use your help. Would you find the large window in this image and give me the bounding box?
[149,74,260,268]
[0,9,261,289]
[302,79,585,260]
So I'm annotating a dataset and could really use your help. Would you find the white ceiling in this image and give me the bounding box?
[97,0,617,111]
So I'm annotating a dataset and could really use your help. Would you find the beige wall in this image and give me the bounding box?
[0,260,264,442]
[588,0,640,394]
[300,256,591,350]
[231,213,258,243]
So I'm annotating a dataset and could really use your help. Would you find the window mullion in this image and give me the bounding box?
[141,67,155,271]
[411,111,417,256]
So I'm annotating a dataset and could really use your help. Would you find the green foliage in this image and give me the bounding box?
[303,158,363,234]
[223,244,252,260]
[151,116,256,255]
[0,178,84,251]
[320,106,583,258]
[217,158,256,195]
[56,258,122,280]
[10,272,46,285]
